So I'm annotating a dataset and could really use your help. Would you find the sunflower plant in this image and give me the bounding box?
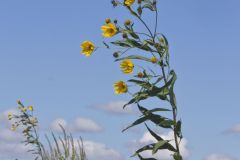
[80,0,183,159]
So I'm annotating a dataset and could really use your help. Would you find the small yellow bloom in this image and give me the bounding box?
[80,41,95,56]
[101,23,117,38]
[120,59,134,74]
[7,113,12,120]
[150,57,158,63]
[114,81,128,94]
[124,0,135,6]
[21,107,27,112]
[28,106,33,111]
[11,124,17,131]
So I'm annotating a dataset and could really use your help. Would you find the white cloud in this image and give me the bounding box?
[71,117,103,132]
[128,131,189,160]
[225,124,240,134]
[94,101,134,115]
[83,140,124,160]
[50,118,67,132]
[50,117,103,133]
[204,153,238,160]
[0,128,33,160]
[42,138,124,160]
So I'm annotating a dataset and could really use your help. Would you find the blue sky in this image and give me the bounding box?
[0,0,240,159]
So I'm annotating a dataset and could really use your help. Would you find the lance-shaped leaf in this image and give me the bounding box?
[137,154,158,160]
[173,153,183,160]
[144,124,177,152]
[131,143,154,157]
[138,105,171,116]
[128,79,152,89]
[122,115,151,132]
[169,70,177,108]
[129,30,140,39]
[176,120,183,139]
[142,3,156,11]
[115,55,152,62]
[152,140,169,154]
[123,92,149,108]
[137,105,174,129]
[126,38,154,52]
[111,40,132,48]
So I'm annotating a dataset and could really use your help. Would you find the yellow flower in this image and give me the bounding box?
[21,107,27,112]
[124,0,135,6]
[80,41,95,56]
[150,57,158,63]
[28,106,33,111]
[7,113,12,120]
[114,81,128,94]
[11,124,17,131]
[120,59,134,74]
[101,23,117,38]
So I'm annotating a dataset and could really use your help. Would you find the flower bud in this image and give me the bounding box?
[111,0,118,7]
[153,0,157,6]
[137,72,144,78]
[137,0,142,4]
[113,52,119,58]
[122,33,128,39]
[124,19,131,26]
[154,43,161,48]
[105,18,111,24]
[160,37,165,44]
[151,57,158,63]
[114,19,118,24]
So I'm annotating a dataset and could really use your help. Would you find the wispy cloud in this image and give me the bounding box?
[224,124,240,134]
[92,101,135,115]
[204,153,238,160]
[50,117,103,133]
[0,128,33,159]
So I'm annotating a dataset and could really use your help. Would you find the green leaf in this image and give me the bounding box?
[128,79,152,89]
[142,4,156,11]
[137,153,158,160]
[126,39,142,48]
[144,123,163,141]
[129,31,140,39]
[144,39,155,46]
[173,153,183,160]
[122,115,151,132]
[176,120,183,139]
[159,119,175,128]
[169,70,177,108]
[132,143,154,157]
[144,123,177,152]
[152,140,169,154]
[111,40,132,48]
[146,108,172,114]
[115,55,152,62]
[123,92,149,108]
[126,38,154,52]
